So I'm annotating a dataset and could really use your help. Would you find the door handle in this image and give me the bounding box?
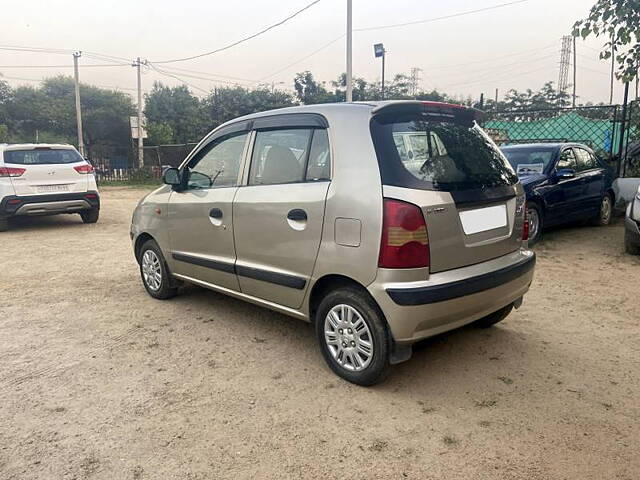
[287,209,307,221]
[209,208,223,219]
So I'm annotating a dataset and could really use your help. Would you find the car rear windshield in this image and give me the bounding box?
[501,146,556,175]
[370,113,518,191]
[3,148,84,165]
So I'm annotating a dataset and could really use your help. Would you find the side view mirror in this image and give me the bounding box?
[555,168,576,180]
[162,167,181,187]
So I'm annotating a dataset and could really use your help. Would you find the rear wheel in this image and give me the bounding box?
[0,218,8,232]
[625,231,640,255]
[139,239,178,299]
[592,193,613,226]
[474,304,513,328]
[80,208,99,224]
[527,203,542,245]
[315,287,390,386]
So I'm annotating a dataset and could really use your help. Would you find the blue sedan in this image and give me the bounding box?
[500,143,615,244]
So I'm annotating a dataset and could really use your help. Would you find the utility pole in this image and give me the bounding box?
[609,35,615,104]
[374,43,386,100]
[346,0,353,102]
[479,93,484,110]
[617,82,629,177]
[134,57,144,169]
[495,88,499,108]
[73,51,85,156]
[572,36,577,107]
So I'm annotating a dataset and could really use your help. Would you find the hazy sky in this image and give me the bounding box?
[0,0,626,104]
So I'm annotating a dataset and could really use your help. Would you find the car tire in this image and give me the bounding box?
[0,218,8,232]
[474,304,513,328]
[625,231,640,255]
[139,239,178,300]
[527,203,542,246]
[592,193,613,226]
[80,208,100,224]
[315,287,390,386]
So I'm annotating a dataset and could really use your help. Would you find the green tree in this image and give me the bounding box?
[202,86,295,127]
[146,122,175,145]
[294,71,337,104]
[573,0,640,81]
[144,82,205,144]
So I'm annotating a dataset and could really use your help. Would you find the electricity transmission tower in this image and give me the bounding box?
[558,35,572,98]
[410,67,423,96]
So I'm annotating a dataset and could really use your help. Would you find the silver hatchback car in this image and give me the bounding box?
[131,101,535,385]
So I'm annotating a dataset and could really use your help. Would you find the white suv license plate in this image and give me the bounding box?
[37,184,70,193]
[459,204,507,235]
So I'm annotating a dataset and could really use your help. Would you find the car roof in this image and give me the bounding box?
[500,142,588,150]
[215,100,477,129]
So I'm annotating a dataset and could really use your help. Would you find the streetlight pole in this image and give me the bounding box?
[346,0,353,102]
[73,51,84,156]
[374,43,386,100]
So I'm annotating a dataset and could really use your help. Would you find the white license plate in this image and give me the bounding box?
[37,184,70,193]
[459,204,507,235]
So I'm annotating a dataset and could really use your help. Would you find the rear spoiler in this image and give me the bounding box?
[371,101,485,123]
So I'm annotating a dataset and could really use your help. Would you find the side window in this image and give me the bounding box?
[306,129,331,181]
[187,131,248,189]
[249,129,311,185]
[557,148,577,171]
[574,148,598,171]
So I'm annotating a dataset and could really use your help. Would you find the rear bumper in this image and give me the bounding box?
[369,249,535,344]
[0,191,100,217]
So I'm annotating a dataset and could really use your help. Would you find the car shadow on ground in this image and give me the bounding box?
[170,283,540,391]
[5,214,89,232]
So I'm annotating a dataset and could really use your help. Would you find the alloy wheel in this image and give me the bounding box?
[141,250,162,291]
[324,304,374,372]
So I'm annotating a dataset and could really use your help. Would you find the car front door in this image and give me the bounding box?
[232,117,331,309]
[573,147,605,216]
[545,147,583,224]
[167,126,250,291]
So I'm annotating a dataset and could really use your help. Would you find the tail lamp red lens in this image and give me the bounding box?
[74,164,94,174]
[0,167,26,177]
[379,198,430,269]
[522,204,529,241]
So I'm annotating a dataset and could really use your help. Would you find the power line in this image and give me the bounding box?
[146,62,210,94]
[0,73,149,93]
[0,63,130,69]
[151,0,323,64]
[355,0,531,32]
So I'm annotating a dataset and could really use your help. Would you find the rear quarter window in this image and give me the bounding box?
[371,114,518,191]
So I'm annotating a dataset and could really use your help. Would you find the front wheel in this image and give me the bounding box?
[0,218,8,232]
[625,231,640,255]
[139,239,178,300]
[315,287,390,386]
[80,208,99,224]
[592,193,613,226]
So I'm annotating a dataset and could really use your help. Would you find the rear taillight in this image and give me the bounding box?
[0,167,26,177]
[522,204,529,241]
[74,164,94,174]
[379,198,430,269]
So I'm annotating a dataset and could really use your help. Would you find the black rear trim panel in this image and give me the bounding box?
[386,253,535,306]
[0,191,100,216]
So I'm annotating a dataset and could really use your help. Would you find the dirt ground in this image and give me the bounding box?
[1,187,639,480]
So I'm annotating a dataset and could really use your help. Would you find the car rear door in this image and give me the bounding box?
[573,146,605,216]
[371,105,525,273]
[167,125,250,291]
[232,114,331,309]
[3,147,90,196]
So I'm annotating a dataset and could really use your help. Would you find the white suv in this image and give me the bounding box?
[0,144,100,231]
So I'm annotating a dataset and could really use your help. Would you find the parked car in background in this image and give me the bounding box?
[624,184,640,255]
[131,101,535,385]
[500,143,615,244]
[0,144,100,231]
